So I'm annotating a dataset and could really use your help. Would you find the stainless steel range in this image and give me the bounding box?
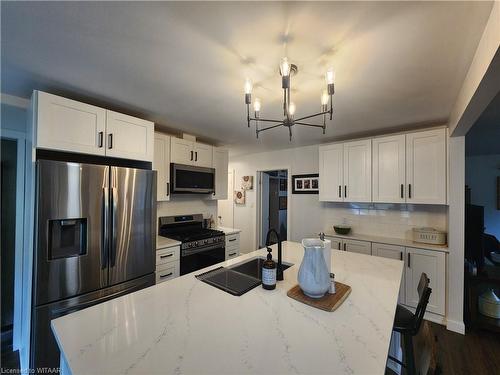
[158,214,225,275]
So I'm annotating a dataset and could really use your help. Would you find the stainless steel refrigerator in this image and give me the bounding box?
[31,159,156,369]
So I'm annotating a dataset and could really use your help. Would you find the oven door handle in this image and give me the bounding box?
[182,245,225,257]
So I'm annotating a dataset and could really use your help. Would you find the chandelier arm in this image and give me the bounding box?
[295,122,326,128]
[330,95,333,121]
[249,118,283,124]
[294,110,330,122]
[257,123,284,133]
[247,104,250,127]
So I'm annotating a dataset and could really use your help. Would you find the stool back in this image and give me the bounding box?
[412,273,432,335]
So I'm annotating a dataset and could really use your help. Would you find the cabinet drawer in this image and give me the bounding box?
[155,262,179,284]
[344,239,372,255]
[225,234,239,247]
[226,249,240,259]
[156,246,180,266]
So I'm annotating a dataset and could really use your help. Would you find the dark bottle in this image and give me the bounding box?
[262,247,277,290]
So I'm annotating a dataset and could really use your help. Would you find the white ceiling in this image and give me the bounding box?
[1,1,493,155]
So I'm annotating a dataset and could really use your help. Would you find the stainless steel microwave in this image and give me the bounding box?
[170,163,215,194]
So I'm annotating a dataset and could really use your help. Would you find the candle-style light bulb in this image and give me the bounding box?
[325,68,335,85]
[288,102,296,116]
[254,98,261,113]
[244,78,253,94]
[280,57,291,77]
[321,90,329,106]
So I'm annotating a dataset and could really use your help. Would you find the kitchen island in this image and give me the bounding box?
[51,241,403,375]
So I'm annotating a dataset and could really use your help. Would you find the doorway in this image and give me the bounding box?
[258,170,288,248]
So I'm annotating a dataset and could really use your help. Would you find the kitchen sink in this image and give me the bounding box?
[229,257,293,280]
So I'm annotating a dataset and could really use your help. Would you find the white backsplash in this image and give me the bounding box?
[321,203,448,240]
[156,196,217,230]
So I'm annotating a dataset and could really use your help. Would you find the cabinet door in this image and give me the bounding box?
[193,142,213,167]
[344,239,372,255]
[36,91,106,155]
[406,129,446,204]
[405,247,446,315]
[328,237,342,251]
[372,243,405,303]
[372,135,406,203]
[171,138,194,165]
[343,140,372,202]
[212,148,228,200]
[105,110,154,162]
[319,144,343,202]
[153,133,171,201]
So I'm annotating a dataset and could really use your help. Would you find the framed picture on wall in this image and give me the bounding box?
[292,174,319,194]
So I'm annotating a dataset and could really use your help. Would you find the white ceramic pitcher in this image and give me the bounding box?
[298,239,330,298]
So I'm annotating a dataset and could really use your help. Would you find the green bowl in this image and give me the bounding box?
[333,225,351,235]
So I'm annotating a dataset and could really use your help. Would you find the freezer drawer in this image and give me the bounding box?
[31,273,154,370]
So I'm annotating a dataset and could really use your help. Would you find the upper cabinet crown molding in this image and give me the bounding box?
[32,91,154,162]
[319,128,447,205]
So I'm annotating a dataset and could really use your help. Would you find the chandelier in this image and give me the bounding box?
[244,57,335,141]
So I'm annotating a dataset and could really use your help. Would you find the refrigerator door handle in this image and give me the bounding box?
[110,187,118,267]
[101,188,109,269]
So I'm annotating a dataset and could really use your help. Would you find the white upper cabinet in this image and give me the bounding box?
[194,142,213,168]
[212,148,228,200]
[405,247,446,315]
[34,91,154,162]
[406,129,447,204]
[35,91,106,155]
[343,139,372,202]
[319,143,344,202]
[153,133,171,201]
[372,134,406,203]
[105,110,154,162]
[171,138,213,167]
[171,138,195,165]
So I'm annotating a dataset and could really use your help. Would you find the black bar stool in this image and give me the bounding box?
[389,273,432,375]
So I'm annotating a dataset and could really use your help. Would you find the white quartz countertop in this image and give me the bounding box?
[156,235,181,249]
[52,241,403,375]
[216,226,241,235]
[324,231,449,252]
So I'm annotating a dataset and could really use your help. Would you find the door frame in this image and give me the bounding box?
[256,167,291,249]
[1,129,26,350]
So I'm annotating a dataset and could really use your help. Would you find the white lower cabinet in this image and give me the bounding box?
[405,247,446,315]
[372,242,405,303]
[225,233,240,260]
[329,237,343,251]
[156,245,180,284]
[344,239,372,255]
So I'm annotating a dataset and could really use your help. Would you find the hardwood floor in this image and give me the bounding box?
[430,323,500,375]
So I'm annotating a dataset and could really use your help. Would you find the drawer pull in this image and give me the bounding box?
[160,272,173,278]
[229,252,237,256]
[228,238,237,242]
[160,254,173,259]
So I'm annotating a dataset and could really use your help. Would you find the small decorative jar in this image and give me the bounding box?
[298,239,330,298]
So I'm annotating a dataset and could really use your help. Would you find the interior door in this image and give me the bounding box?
[372,135,406,203]
[319,144,343,202]
[269,178,280,234]
[35,160,109,305]
[108,167,156,286]
[343,139,372,202]
[105,110,154,162]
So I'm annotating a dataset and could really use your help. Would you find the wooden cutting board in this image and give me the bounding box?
[287,283,351,312]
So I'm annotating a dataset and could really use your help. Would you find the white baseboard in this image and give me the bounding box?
[446,319,465,335]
